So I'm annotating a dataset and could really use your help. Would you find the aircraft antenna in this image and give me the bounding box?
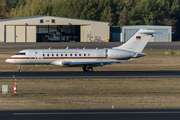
[66,47,69,49]
[83,47,85,49]
[49,47,51,50]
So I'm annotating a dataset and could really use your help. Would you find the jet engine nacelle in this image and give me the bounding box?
[107,49,135,60]
[50,60,64,66]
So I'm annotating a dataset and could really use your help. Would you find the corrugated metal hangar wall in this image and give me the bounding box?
[112,25,172,42]
[0,16,109,43]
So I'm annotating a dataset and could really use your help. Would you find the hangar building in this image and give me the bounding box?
[0,16,109,43]
[112,25,172,42]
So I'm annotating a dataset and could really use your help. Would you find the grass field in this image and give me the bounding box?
[1,78,180,110]
[1,49,180,110]
[1,49,180,72]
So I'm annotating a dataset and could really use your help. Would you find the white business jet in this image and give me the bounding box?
[6,29,168,72]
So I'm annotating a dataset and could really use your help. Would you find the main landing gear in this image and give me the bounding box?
[82,67,93,72]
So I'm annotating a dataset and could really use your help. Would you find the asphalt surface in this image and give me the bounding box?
[2,109,180,120]
[1,71,180,79]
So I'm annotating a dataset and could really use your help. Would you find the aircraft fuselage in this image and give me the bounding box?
[6,49,135,66]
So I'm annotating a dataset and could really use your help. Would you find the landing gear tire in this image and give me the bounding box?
[87,67,93,72]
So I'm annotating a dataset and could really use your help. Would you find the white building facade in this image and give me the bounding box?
[0,16,110,43]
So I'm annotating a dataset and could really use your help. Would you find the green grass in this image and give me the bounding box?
[1,78,180,110]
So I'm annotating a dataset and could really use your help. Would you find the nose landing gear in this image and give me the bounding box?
[18,65,22,72]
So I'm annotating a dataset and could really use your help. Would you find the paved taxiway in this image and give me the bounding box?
[0,71,180,79]
[2,109,180,120]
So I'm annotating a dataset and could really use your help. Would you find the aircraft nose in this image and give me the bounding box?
[5,59,10,63]
[5,58,15,63]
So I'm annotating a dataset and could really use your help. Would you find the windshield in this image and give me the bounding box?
[15,52,26,55]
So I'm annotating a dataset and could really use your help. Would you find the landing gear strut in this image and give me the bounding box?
[82,67,93,72]
[18,64,22,72]
[82,67,87,72]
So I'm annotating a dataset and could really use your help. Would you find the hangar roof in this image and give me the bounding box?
[0,15,109,23]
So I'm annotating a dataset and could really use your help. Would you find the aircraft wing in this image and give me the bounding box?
[50,60,126,66]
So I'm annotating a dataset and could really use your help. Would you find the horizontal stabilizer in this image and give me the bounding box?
[140,31,170,34]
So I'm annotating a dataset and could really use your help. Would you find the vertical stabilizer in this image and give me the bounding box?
[113,29,169,53]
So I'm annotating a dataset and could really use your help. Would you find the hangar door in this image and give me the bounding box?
[27,26,36,42]
[6,26,15,42]
[6,25,36,42]
[16,26,25,42]
[81,25,91,42]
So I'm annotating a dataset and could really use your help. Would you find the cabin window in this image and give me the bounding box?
[88,54,90,56]
[75,54,77,56]
[79,54,81,56]
[65,54,67,56]
[52,54,54,57]
[84,54,86,56]
[47,54,49,57]
[43,54,45,57]
[105,49,108,57]
[70,54,72,56]
[15,52,26,55]
[56,54,58,57]
[61,54,63,56]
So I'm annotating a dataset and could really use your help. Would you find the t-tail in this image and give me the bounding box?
[113,29,170,60]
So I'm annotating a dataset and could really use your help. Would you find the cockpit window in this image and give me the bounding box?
[15,52,26,55]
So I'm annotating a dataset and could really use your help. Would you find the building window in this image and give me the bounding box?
[40,19,43,23]
[52,19,55,23]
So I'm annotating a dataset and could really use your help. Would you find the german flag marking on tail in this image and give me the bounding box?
[136,36,141,40]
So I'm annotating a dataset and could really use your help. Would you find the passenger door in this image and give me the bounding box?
[30,51,37,63]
